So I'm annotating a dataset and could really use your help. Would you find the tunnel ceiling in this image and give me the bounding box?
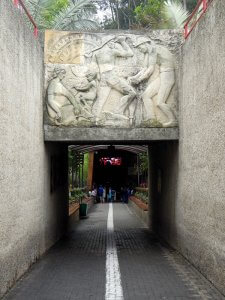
[69,145,147,154]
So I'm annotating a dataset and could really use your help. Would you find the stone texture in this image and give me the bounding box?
[45,31,84,64]
[44,30,182,131]
[0,1,68,297]
[44,125,179,142]
[128,199,149,226]
[149,0,225,296]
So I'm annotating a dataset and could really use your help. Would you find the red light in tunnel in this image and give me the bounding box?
[99,157,122,166]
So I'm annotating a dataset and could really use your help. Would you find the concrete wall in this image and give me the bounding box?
[128,200,149,226]
[0,1,68,297]
[148,142,178,245]
[150,0,225,295]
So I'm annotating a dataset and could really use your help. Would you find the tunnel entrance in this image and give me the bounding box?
[92,148,137,201]
[68,144,148,205]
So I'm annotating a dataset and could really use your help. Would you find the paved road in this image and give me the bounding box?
[4,203,224,300]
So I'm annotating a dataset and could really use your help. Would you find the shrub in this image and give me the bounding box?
[69,187,87,204]
[135,191,149,204]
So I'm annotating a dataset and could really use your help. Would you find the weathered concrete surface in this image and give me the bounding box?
[148,142,179,245]
[150,0,225,295]
[128,200,149,226]
[0,1,68,297]
[43,29,182,136]
[44,125,179,142]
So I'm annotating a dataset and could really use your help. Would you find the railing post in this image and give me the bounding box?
[203,0,207,12]
[184,24,188,39]
[34,27,38,38]
[13,0,39,38]
[13,0,19,7]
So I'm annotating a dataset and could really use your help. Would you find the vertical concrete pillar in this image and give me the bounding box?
[148,145,153,229]
[137,154,140,187]
[148,144,157,231]
[87,152,94,190]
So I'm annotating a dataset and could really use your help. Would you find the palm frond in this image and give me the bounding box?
[64,19,99,31]
[163,0,189,29]
[24,0,52,15]
[24,0,54,27]
[23,0,97,31]
[51,0,97,30]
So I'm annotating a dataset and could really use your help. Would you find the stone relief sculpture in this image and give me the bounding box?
[71,65,98,118]
[129,37,177,127]
[47,68,80,124]
[47,66,97,125]
[88,35,136,126]
[45,32,178,128]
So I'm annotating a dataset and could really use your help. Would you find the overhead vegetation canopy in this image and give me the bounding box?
[23,0,197,31]
[24,0,99,30]
[97,0,197,30]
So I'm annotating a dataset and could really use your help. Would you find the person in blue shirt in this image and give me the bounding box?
[108,187,112,202]
[98,185,104,203]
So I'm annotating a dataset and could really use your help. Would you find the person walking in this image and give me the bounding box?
[103,187,106,203]
[108,187,112,202]
[98,185,104,203]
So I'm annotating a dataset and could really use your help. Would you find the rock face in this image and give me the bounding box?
[44,30,182,129]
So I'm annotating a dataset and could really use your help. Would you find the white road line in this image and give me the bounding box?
[105,203,124,300]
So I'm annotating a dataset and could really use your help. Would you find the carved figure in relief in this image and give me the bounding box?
[45,33,178,128]
[47,68,81,124]
[72,68,98,117]
[129,37,177,127]
[89,36,136,124]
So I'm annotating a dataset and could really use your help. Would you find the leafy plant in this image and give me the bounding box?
[69,150,89,188]
[135,0,165,29]
[185,0,198,13]
[70,187,87,204]
[134,0,189,29]
[24,0,98,30]
[139,153,148,175]
[42,0,69,24]
[163,0,189,29]
[52,0,98,30]
[98,0,143,30]
[135,191,149,204]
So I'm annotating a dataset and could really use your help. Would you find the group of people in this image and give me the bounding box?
[89,185,134,204]
[97,185,116,203]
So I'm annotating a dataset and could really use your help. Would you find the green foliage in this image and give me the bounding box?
[42,0,69,24]
[98,0,143,30]
[98,0,194,29]
[101,17,118,29]
[134,0,189,29]
[83,153,89,186]
[52,0,98,30]
[70,187,87,204]
[135,191,149,204]
[68,148,74,174]
[135,0,165,28]
[24,0,98,30]
[163,0,189,28]
[139,153,148,175]
[68,150,89,188]
[186,0,198,13]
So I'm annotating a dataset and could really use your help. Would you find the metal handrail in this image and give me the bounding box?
[184,0,214,39]
[13,0,38,37]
